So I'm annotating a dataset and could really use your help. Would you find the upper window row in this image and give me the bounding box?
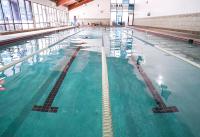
[0,0,33,31]
[111,0,135,4]
[0,0,68,32]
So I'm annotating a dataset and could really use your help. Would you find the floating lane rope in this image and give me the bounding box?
[102,36,113,137]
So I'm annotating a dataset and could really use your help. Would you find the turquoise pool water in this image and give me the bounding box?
[0,27,200,137]
[105,28,199,137]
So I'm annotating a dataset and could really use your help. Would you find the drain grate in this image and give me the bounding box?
[32,47,81,113]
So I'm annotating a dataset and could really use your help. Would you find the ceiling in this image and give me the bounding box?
[56,0,93,10]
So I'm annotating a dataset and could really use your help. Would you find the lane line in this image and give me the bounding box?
[0,31,81,72]
[32,47,81,113]
[131,56,178,113]
[102,36,113,137]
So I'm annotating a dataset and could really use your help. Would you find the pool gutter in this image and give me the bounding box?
[0,26,76,46]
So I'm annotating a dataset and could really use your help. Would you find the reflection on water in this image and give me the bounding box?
[108,28,134,58]
[0,29,78,78]
[124,27,200,65]
[0,44,69,78]
[160,84,172,101]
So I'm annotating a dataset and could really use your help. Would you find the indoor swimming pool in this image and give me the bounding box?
[0,27,200,137]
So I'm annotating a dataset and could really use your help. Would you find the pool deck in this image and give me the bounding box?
[0,26,75,46]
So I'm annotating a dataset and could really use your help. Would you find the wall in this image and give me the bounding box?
[69,0,110,26]
[134,0,200,32]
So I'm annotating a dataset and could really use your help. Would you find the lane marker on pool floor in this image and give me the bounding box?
[32,47,81,113]
[102,36,113,137]
[131,56,178,113]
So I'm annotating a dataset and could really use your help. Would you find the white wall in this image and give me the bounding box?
[135,0,200,18]
[69,0,110,23]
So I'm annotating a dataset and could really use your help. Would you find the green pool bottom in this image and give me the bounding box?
[107,57,195,137]
[0,49,102,137]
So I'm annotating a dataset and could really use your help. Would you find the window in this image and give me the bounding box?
[129,0,134,4]
[11,0,22,30]
[18,0,27,22]
[110,0,134,26]
[117,0,123,4]
[0,1,68,32]
[0,2,6,31]
[123,0,129,4]
[1,0,14,30]
[111,0,116,3]
[42,5,47,27]
[18,0,28,29]
[33,3,40,28]
[10,0,21,22]
[25,1,32,21]
[25,0,33,28]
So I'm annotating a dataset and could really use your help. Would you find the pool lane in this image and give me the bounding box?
[10,50,102,137]
[107,57,195,137]
[0,30,102,137]
[132,38,200,137]
[0,46,75,137]
[32,47,81,113]
[106,28,196,137]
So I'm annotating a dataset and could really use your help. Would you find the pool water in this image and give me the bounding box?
[105,28,199,137]
[0,27,200,137]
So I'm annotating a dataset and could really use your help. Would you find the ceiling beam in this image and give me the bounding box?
[57,0,71,6]
[68,0,93,11]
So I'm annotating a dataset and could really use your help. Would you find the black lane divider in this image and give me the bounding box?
[132,57,178,113]
[32,46,81,113]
